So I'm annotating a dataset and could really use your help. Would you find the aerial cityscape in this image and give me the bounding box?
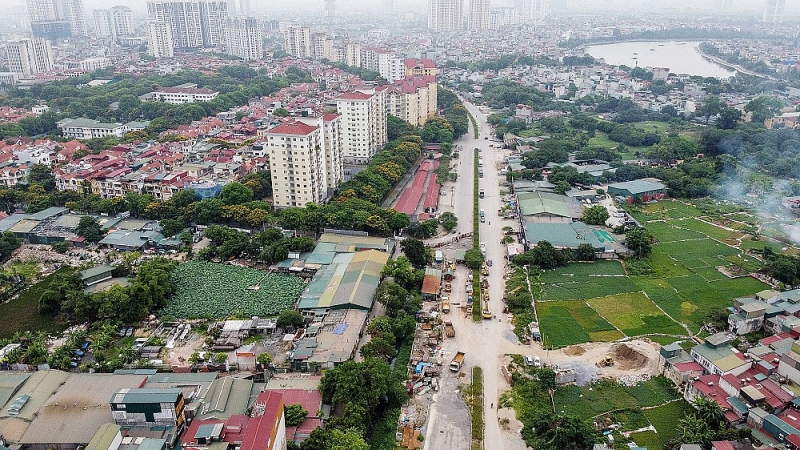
[2,0,800,449]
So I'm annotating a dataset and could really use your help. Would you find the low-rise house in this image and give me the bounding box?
[690,333,750,376]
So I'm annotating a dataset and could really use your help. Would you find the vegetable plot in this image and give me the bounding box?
[163,261,305,318]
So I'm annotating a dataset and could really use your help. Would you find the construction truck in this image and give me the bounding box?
[598,355,615,367]
[443,320,455,338]
[441,297,451,313]
[444,282,452,293]
[481,263,489,276]
[450,351,465,372]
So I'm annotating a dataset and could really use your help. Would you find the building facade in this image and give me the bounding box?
[57,118,129,139]
[266,121,329,208]
[224,16,262,60]
[336,89,387,165]
[147,21,175,58]
[146,0,228,49]
[386,76,438,127]
[428,0,463,32]
[468,0,490,30]
[59,0,87,35]
[6,38,54,77]
[763,0,786,24]
[284,26,312,58]
[297,114,343,193]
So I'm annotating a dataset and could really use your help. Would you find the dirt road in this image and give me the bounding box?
[423,101,665,450]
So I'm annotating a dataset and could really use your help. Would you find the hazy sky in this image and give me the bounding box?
[60,0,800,15]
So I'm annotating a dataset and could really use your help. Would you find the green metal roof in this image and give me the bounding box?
[26,207,68,221]
[523,222,606,250]
[80,264,115,281]
[607,179,666,196]
[85,423,121,450]
[517,191,572,218]
[111,388,182,404]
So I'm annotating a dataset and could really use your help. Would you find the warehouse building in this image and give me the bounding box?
[110,388,186,428]
[607,178,667,203]
[296,249,388,313]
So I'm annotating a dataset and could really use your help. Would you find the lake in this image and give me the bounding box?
[584,41,736,79]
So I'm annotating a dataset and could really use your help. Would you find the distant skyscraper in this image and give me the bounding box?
[284,25,311,58]
[6,37,54,76]
[59,0,86,35]
[238,0,250,15]
[514,0,547,24]
[94,6,134,40]
[468,0,490,30]
[763,0,786,24]
[224,16,262,60]
[27,0,58,22]
[428,0,463,32]
[147,0,229,49]
[324,0,336,17]
[146,21,174,57]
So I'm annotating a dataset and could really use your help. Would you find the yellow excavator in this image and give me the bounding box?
[598,355,615,367]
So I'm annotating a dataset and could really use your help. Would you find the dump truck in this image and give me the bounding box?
[450,351,465,372]
[444,282,452,293]
[441,297,451,313]
[481,263,489,276]
[443,320,455,338]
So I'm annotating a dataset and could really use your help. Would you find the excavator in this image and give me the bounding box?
[597,355,615,367]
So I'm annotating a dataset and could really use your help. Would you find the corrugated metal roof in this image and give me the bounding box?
[85,423,121,450]
[111,388,182,404]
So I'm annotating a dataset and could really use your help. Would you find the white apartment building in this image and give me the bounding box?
[224,16,262,61]
[147,0,228,49]
[57,118,129,139]
[96,6,134,39]
[78,57,111,71]
[428,0,463,32]
[6,38,54,77]
[60,0,87,35]
[147,21,175,58]
[336,89,387,165]
[763,0,786,24]
[111,6,134,36]
[468,0,490,30]
[0,166,28,188]
[284,26,312,58]
[386,77,438,127]
[514,0,547,24]
[140,86,219,104]
[266,121,328,208]
[297,114,343,192]
[94,9,114,38]
[27,0,58,22]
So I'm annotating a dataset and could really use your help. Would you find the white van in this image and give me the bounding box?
[534,356,542,367]
[524,355,534,366]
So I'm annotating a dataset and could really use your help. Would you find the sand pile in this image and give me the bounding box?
[564,345,586,356]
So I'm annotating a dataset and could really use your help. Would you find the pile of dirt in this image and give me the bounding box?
[564,345,586,356]
[610,343,649,370]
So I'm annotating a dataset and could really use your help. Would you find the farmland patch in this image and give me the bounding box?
[162,261,305,319]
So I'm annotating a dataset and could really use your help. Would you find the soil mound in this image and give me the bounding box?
[564,345,586,356]
[610,343,648,370]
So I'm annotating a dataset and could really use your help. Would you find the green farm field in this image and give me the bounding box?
[587,293,685,336]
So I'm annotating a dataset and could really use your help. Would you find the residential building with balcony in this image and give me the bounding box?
[266,121,328,208]
[336,89,387,165]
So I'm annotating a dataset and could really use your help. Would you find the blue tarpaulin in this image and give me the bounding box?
[415,362,431,374]
[333,324,348,335]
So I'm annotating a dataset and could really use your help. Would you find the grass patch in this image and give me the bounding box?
[645,221,706,242]
[461,366,484,447]
[588,292,685,336]
[630,430,663,449]
[3,262,42,280]
[0,267,71,338]
[554,377,679,418]
[537,303,592,348]
[644,400,693,446]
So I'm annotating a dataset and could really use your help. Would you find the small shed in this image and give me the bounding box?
[421,268,442,300]
[80,264,115,286]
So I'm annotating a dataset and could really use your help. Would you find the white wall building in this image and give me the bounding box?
[266,121,329,208]
[336,89,387,165]
[147,21,175,58]
[468,0,490,31]
[428,0,463,32]
[57,118,129,139]
[284,26,312,58]
[140,86,219,104]
[6,38,54,77]
[60,0,87,35]
[297,114,343,193]
[224,16,262,61]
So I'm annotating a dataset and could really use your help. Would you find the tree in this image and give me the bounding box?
[693,396,724,429]
[529,241,566,269]
[257,352,272,366]
[440,212,458,231]
[327,429,368,450]
[51,240,70,254]
[220,182,254,205]
[160,218,186,237]
[716,106,741,130]
[702,306,730,330]
[464,248,485,270]
[277,309,304,328]
[581,205,609,226]
[573,243,596,262]
[284,404,309,427]
[745,96,783,125]
[401,238,430,269]
[77,216,103,242]
[625,228,652,258]
[274,107,289,117]
[28,164,56,191]
[553,180,571,195]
